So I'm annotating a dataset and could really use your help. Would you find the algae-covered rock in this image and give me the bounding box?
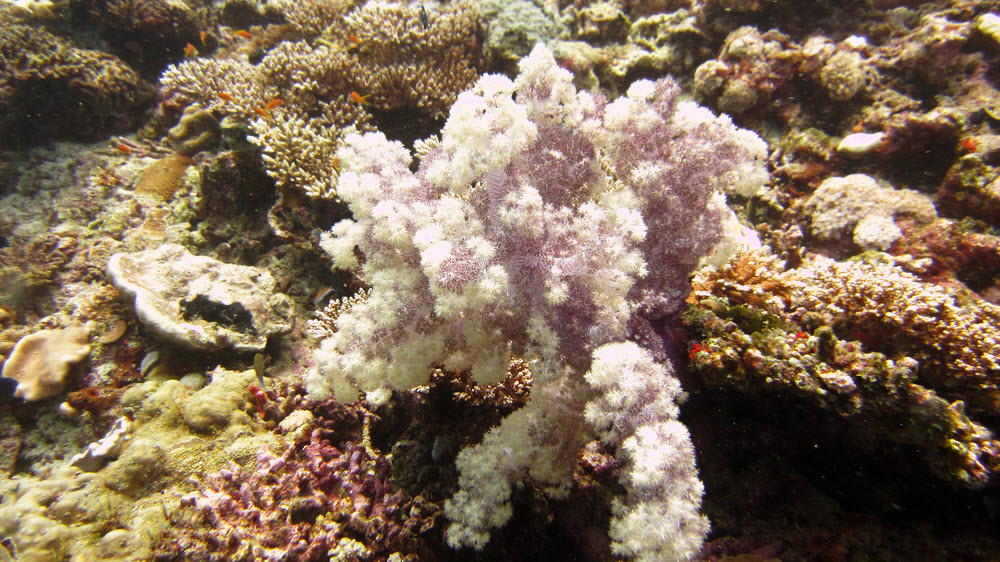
[107,244,294,353]
[102,438,167,495]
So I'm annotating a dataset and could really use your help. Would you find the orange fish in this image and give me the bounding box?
[349,91,371,105]
[184,42,197,57]
[348,33,362,45]
[332,157,340,173]
[253,106,269,118]
[264,98,284,111]
[217,92,235,102]
[116,143,133,155]
[199,30,207,45]
[235,29,252,39]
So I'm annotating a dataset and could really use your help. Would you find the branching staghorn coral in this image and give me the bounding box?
[159,1,481,199]
[170,433,438,561]
[310,43,767,555]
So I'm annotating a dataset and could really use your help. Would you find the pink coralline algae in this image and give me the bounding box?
[166,429,439,561]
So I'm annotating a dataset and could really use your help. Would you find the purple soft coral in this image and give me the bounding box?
[170,428,437,561]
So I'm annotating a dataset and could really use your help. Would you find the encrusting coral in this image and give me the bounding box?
[310,43,767,557]
[685,249,1000,488]
[107,244,295,353]
[1,322,91,401]
[0,7,155,147]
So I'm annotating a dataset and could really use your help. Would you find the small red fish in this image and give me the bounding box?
[253,106,269,118]
[217,92,235,102]
[116,143,133,155]
[235,29,252,39]
[349,91,371,105]
[348,33,362,45]
[264,98,284,111]
[199,30,207,45]
[332,157,340,173]
[184,42,197,57]
[961,138,979,153]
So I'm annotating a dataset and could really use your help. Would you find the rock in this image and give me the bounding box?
[107,244,294,353]
[68,417,132,472]
[102,438,166,495]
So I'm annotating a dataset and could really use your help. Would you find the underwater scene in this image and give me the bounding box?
[1,0,1000,560]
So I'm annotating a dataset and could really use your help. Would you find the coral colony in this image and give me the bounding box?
[309,44,766,556]
[2,0,1000,561]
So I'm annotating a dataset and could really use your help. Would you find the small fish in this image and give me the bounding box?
[331,157,341,173]
[419,4,429,30]
[184,42,197,57]
[264,98,284,111]
[199,30,207,45]
[349,91,371,105]
[348,33,362,46]
[217,92,235,102]
[116,143,133,155]
[235,29,253,39]
[254,353,267,388]
[253,106,269,118]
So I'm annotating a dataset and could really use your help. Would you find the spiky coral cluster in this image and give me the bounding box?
[158,0,481,199]
[685,249,1000,488]
[0,9,154,146]
[311,43,767,554]
[171,429,438,561]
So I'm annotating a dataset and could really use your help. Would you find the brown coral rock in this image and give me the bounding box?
[134,153,193,203]
[1,322,91,401]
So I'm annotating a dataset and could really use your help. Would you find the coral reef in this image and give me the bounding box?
[2,0,1000,560]
[685,249,1000,488]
